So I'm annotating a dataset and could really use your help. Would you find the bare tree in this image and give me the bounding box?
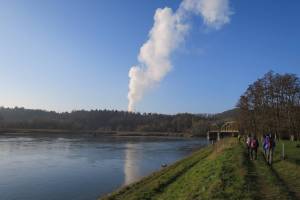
[237,71,300,139]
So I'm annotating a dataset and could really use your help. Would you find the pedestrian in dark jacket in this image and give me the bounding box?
[250,135,259,160]
[267,134,276,165]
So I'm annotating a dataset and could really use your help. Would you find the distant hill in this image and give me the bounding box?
[215,108,239,121]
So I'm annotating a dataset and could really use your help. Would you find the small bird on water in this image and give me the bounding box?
[161,163,167,168]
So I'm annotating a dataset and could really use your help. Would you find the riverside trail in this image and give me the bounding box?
[100,138,300,200]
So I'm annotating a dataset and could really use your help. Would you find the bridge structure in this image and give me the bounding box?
[207,121,239,141]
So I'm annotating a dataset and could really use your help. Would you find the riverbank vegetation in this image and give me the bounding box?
[100,138,300,200]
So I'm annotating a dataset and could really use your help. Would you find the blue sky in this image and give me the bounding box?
[0,0,299,114]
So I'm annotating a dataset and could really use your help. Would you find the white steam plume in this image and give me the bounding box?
[181,0,232,29]
[128,0,232,112]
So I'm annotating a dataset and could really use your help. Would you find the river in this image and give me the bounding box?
[0,134,208,200]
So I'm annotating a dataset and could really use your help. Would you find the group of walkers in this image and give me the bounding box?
[244,133,276,164]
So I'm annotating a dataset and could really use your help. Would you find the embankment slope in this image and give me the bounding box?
[100,138,300,200]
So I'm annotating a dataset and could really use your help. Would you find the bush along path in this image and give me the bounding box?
[100,138,300,200]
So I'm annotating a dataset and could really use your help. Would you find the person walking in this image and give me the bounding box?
[237,134,241,142]
[250,135,259,160]
[267,134,276,165]
[262,134,269,156]
[246,134,251,157]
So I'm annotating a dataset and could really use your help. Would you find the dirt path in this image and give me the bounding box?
[245,149,297,200]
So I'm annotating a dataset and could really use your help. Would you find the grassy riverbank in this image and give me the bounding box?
[100,138,300,200]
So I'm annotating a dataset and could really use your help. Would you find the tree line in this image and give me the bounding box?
[6,71,298,138]
[237,71,300,139]
[0,107,234,136]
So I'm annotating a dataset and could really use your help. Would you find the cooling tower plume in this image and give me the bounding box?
[128,0,232,112]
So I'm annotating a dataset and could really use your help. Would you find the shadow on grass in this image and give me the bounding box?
[269,165,298,200]
[284,158,300,166]
[243,150,260,199]
[260,152,298,200]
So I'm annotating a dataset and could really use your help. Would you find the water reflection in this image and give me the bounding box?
[0,134,207,200]
[124,143,142,185]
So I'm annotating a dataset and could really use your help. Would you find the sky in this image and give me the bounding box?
[0,0,299,114]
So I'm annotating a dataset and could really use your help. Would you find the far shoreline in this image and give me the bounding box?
[0,128,204,138]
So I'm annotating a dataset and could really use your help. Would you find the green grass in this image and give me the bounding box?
[271,140,300,199]
[99,139,300,200]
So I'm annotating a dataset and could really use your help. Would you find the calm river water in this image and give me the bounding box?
[0,134,208,200]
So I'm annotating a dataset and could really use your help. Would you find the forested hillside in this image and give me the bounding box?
[0,107,235,135]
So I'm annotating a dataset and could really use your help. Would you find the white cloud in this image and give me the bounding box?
[181,0,232,29]
[128,0,233,111]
